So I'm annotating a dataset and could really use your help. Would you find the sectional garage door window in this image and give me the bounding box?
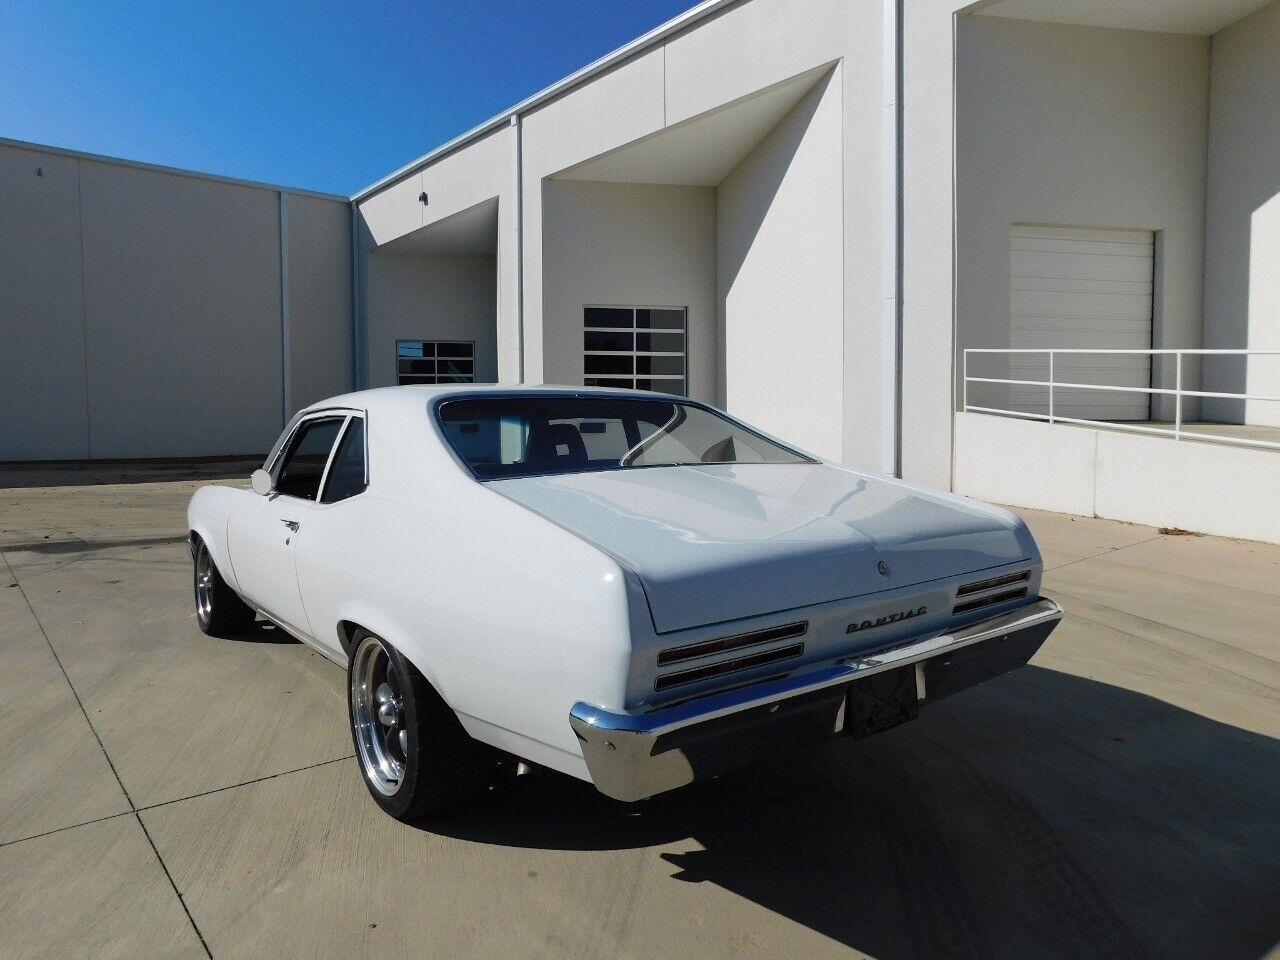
[396,340,475,385]
[1010,225,1154,422]
[583,307,687,395]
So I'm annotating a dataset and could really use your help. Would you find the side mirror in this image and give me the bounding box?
[250,469,274,497]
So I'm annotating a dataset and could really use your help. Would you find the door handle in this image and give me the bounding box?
[280,519,300,532]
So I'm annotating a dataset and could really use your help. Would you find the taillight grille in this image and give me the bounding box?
[654,643,804,691]
[656,620,808,666]
[953,570,1030,615]
[956,570,1030,597]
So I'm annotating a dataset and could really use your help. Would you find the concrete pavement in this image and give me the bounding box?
[0,478,1277,960]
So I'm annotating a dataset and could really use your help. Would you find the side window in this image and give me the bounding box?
[320,418,367,504]
[274,417,344,501]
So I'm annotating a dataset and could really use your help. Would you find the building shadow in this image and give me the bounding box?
[431,666,1280,960]
[3,534,191,555]
[0,457,263,489]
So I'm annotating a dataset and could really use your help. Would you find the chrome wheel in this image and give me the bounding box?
[194,543,214,624]
[351,635,409,796]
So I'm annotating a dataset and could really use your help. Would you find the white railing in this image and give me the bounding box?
[962,349,1280,451]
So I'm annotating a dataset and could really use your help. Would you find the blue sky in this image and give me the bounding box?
[0,0,698,196]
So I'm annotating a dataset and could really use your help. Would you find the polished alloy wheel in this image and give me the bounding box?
[351,635,409,796]
[194,543,214,624]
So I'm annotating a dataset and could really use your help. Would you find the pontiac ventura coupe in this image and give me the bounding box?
[188,385,1061,821]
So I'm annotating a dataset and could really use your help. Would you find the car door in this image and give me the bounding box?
[292,414,369,659]
[227,414,346,637]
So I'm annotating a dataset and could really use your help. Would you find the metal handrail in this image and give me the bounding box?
[962,348,1280,451]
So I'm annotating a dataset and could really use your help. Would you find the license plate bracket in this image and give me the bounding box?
[845,664,920,739]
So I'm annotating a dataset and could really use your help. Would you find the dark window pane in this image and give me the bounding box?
[585,307,634,329]
[635,378,685,394]
[438,358,473,376]
[320,419,366,504]
[584,354,633,376]
[436,374,474,383]
[635,331,684,352]
[275,417,344,501]
[437,341,473,358]
[584,377,633,388]
[584,330,634,352]
[636,355,684,376]
[399,374,437,385]
[399,358,435,375]
[635,308,685,330]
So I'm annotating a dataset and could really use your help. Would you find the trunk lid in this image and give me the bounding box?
[491,462,1031,633]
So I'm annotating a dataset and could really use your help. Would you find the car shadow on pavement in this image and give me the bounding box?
[228,620,302,645]
[432,666,1280,960]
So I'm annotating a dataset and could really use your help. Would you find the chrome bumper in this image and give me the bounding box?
[569,597,1063,802]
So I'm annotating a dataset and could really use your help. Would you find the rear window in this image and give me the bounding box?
[436,395,811,480]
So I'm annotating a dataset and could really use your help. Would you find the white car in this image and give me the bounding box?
[188,385,1061,821]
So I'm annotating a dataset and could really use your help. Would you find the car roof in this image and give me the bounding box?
[301,383,688,417]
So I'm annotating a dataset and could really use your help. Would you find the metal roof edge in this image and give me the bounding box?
[0,135,350,203]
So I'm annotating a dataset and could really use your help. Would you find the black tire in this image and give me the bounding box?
[193,537,256,638]
[347,629,510,821]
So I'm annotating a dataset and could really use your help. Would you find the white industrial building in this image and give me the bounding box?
[3,0,1278,539]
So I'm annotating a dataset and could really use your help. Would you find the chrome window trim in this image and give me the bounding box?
[265,406,364,478]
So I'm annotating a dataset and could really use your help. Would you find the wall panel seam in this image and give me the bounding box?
[279,192,291,426]
[75,158,92,458]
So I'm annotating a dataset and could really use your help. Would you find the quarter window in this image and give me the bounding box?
[584,307,686,395]
[320,418,367,504]
[397,340,475,385]
[274,417,344,501]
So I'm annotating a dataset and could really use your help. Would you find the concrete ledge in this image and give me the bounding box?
[954,412,1097,517]
[954,412,1280,544]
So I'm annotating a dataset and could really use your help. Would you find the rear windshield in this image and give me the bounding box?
[437,395,811,480]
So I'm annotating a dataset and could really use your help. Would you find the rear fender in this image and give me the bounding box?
[330,602,448,696]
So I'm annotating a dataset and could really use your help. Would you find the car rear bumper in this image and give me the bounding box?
[569,597,1063,801]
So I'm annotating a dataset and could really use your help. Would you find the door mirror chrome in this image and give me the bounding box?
[250,469,274,497]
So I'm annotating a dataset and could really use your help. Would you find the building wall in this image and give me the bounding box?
[718,68,845,461]
[287,194,354,412]
[657,0,886,470]
[1203,0,1280,425]
[355,125,519,384]
[900,0,963,490]
[78,160,285,458]
[541,181,717,399]
[364,253,499,388]
[0,140,351,461]
[517,0,890,472]
[0,144,89,460]
[954,17,1211,421]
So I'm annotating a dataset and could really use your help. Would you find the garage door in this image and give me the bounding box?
[1010,225,1154,421]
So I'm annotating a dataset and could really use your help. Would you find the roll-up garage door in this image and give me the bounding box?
[1010,225,1154,422]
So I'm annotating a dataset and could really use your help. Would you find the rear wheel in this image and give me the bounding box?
[193,538,255,638]
[347,630,510,821]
